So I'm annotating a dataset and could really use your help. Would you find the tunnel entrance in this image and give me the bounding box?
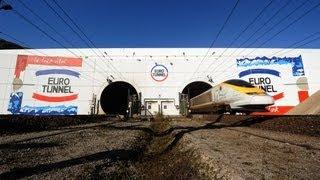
[100,81,139,115]
[179,81,212,115]
[182,81,212,99]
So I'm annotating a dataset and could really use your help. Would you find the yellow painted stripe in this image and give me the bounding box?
[222,83,265,94]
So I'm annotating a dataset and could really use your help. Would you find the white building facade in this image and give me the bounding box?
[0,48,319,115]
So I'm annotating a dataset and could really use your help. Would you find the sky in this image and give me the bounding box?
[0,0,320,48]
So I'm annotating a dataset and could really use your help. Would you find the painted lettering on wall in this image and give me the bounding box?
[8,55,82,115]
[32,69,80,102]
[151,64,168,82]
[236,55,306,115]
[42,77,73,93]
[248,77,277,93]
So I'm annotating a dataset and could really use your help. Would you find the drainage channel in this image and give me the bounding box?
[105,118,204,179]
[2,115,319,179]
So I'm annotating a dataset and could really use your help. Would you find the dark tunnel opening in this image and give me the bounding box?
[100,81,138,115]
[182,81,212,99]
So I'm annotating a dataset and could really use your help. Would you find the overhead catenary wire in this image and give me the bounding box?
[40,0,103,59]
[244,0,320,57]
[0,5,105,84]
[227,0,293,57]
[9,0,111,84]
[11,9,80,57]
[1,1,80,56]
[272,31,320,56]
[41,0,98,56]
[43,0,125,79]
[202,0,274,79]
[235,0,310,57]
[0,30,48,56]
[212,31,320,83]
[50,0,102,56]
[14,0,85,56]
[273,33,320,56]
[39,0,122,82]
[185,0,241,85]
[10,7,104,84]
[0,36,105,85]
[43,0,125,82]
[208,0,320,81]
[207,0,293,78]
[52,0,128,83]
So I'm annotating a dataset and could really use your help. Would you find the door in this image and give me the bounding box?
[161,101,175,115]
[145,101,159,115]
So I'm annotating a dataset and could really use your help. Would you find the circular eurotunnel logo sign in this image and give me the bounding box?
[151,64,168,82]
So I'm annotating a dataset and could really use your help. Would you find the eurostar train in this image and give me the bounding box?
[189,79,274,114]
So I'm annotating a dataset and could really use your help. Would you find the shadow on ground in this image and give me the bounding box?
[0,115,300,179]
[0,149,141,179]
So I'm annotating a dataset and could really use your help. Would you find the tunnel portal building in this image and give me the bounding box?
[0,48,319,115]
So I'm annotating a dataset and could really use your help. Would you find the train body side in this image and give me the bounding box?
[189,81,274,113]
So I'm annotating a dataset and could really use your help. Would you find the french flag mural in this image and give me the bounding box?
[7,55,82,115]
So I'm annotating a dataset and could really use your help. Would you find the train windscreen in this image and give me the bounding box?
[224,79,255,87]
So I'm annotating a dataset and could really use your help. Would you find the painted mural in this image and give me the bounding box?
[237,55,309,115]
[7,55,82,115]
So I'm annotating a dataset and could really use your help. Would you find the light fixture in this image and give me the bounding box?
[106,78,112,84]
[207,75,213,83]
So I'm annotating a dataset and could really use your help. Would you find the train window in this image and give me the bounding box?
[224,79,255,87]
[163,105,167,109]
[148,105,151,109]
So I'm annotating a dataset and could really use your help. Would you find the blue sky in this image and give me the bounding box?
[0,0,320,48]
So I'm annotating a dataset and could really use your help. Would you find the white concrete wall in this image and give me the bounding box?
[0,48,319,115]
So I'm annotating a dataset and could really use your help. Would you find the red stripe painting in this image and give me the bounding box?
[32,93,78,102]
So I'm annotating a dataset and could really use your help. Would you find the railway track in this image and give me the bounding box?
[0,114,319,178]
